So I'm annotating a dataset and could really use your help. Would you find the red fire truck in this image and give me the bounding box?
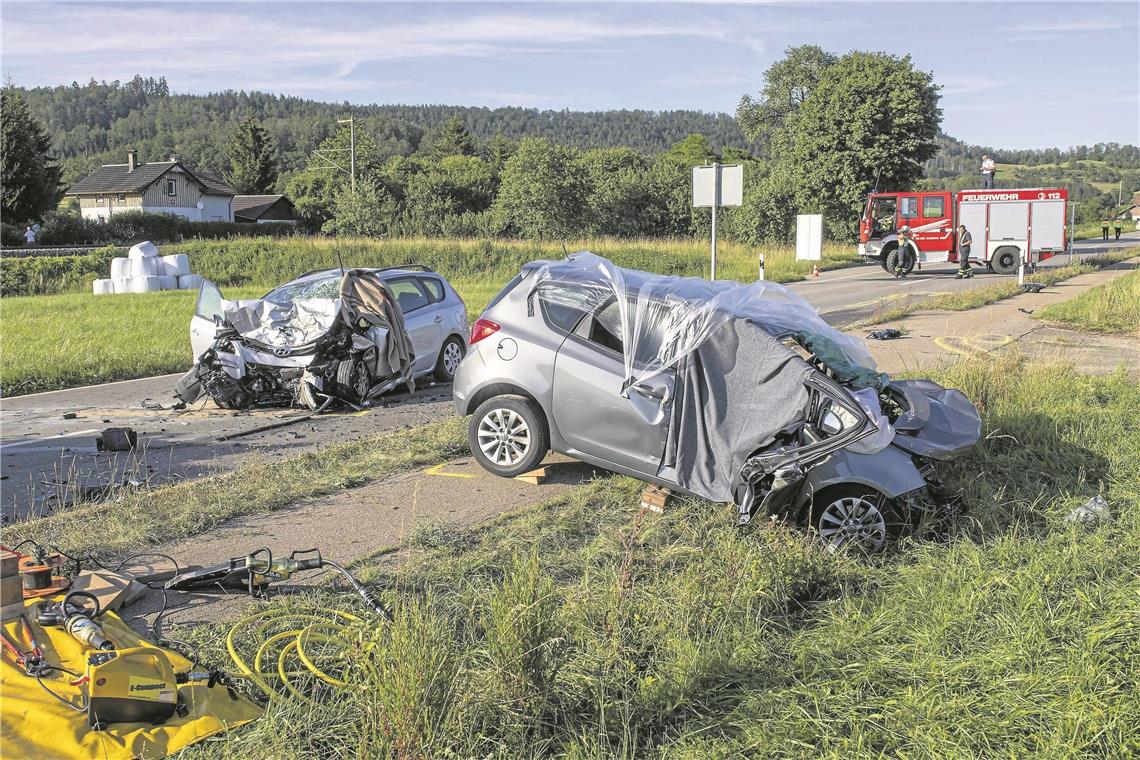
[858,188,1069,274]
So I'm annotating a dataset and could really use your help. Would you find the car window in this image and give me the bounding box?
[540,300,586,334]
[419,276,445,302]
[587,300,624,354]
[486,274,523,311]
[388,277,431,313]
[264,274,341,305]
[922,195,945,218]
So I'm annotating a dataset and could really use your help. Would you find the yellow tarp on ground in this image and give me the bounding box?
[1,599,261,759]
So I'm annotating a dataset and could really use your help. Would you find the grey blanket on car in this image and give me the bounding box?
[661,318,812,502]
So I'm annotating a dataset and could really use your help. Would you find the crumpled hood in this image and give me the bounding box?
[888,379,982,460]
[223,297,340,352]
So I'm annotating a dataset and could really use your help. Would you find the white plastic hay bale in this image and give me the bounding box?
[156,275,178,291]
[178,274,204,290]
[128,276,164,293]
[112,277,132,294]
[110,257,131,279]
[92,278,114,296]
[128,241,159,259]
[160,254,191,277]
[129,256,162,277]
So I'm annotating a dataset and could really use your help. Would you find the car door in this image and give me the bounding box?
[189,280,224,360]
[385,276,438,373]
[551,299,674,476]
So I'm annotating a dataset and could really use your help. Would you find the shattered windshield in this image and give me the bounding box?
[265,273,343,306]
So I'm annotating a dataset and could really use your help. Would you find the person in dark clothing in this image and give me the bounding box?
[1102,218,1110,241]
[1114,218,1123,240]
[955,225,973,278]
[894,226,916,278]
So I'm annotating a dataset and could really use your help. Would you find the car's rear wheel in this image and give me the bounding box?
[810,485,910,554]
[469,395,548,477]
[434,337,465,383]
[990,246,1020,275]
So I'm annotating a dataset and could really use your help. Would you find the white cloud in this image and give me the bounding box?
[939,75,1006,96]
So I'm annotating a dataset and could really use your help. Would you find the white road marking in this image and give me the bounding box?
[1,428,102,450]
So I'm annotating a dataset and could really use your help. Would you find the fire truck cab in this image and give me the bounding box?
[858,188,1069,275]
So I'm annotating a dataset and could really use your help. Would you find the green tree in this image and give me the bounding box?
[737,45,837,148]
[425,115,476,160]
[285,124,387,232]
[400,155,497,236]
[491,138,588,239]
[323,182,394,237]
[576,148,653,237]
[765,51,941,239]
[1,87,63,223]
[225,113,278,193]
[483,130,515,172]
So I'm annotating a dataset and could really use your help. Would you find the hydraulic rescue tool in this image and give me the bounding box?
[164,547,388,616]
[36,591,114,650]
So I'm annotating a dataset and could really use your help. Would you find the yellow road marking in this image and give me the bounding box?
[933,334,1012,358]
[424,462,477,479]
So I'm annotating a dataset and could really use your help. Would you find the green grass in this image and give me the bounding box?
[1035,268,1140,334]
[0,417,467,557]
[161,357,1140,758]
[860,248,1140,326]
[1,236,857,396]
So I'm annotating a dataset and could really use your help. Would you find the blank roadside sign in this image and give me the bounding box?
[796,214,823,260]
[692,164,743,208]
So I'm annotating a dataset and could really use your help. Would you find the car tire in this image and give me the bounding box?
[433,336,466,383]
[335,356,372,402]
[990,246,1020,275]
[469,395,549,477]
[809,485,912,554]
[883,248,915,275]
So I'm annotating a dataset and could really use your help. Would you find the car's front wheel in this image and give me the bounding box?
[469,395,549,477]
[810,485,911,554]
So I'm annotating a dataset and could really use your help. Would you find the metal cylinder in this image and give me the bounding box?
[65,615,114,651]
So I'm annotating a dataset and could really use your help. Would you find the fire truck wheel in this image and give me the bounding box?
[879,245,897,271]
[990,246,1020,275]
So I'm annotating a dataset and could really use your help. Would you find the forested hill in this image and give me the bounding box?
[15,76,1140,189]
[16,77,752,184]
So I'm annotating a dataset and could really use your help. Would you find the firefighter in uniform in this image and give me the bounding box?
[955,225,973,278]
[1101,218,1110,241]
[894,226,916,278]
[1114,217,1123,240]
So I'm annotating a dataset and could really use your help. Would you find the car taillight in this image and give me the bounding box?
[469,318,500,345]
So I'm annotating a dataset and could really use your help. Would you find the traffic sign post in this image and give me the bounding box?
[692,163,743,280]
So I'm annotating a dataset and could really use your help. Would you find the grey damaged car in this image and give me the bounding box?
[453,252,981,553]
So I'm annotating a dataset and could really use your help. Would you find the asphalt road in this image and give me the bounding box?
[2,233,1136,520]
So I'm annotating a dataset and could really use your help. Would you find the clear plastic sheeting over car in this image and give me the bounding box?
[528,251,885,392]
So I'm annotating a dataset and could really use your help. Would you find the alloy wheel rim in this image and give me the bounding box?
[477,408,531,466]
[353,359,370,398]
[443,342,462,375]
[818,495,887,552]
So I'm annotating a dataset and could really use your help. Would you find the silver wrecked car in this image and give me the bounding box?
[180,265,468,410]
[453,252,981,553]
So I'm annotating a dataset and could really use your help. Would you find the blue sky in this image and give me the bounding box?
[2,1,1137,149]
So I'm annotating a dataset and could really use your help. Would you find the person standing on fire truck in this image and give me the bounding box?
[981,154,996,189]
[955,225,973,278]
[894,226,916,278]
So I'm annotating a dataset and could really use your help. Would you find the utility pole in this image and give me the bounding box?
[339,116,356,192]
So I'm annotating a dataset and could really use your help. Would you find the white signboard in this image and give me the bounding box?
[796,214,823,261]
[692,164,743,208]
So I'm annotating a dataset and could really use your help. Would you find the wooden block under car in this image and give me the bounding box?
[640,485,674,513]
[69,569,139,612]
[515,467,548,485]
[1,550,19,579]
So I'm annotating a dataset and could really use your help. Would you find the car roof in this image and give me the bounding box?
[287,265,439,286]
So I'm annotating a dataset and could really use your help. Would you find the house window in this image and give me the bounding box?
[117,193,126,202]
[96,194,105,204]
[166,179,177,196]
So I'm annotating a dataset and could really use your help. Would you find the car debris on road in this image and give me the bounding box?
[867,328,903,341]
[454,251,983,553]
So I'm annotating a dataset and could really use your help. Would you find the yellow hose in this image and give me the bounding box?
[224,608,367,701]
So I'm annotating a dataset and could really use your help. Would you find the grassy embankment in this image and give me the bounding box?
[125,357,1139,758]
[1,236,855,396]
[1035,268,1140,334]
[860,248,1139,327]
